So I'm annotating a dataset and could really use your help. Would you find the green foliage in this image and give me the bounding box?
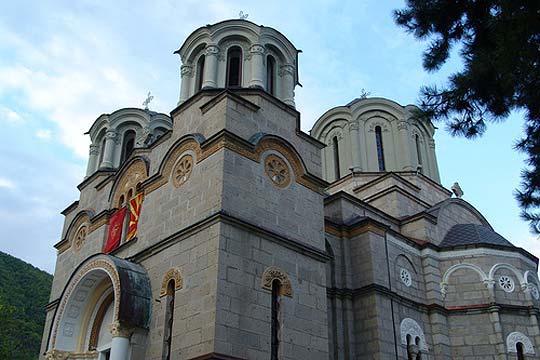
[394,0,540,234]
[0,251,53,360]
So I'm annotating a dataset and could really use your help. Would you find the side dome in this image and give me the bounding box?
[440,224,515,248]
[175,19,301,107]
[85,108,172,176]
[310,97,440,183]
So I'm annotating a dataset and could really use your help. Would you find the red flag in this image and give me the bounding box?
[127,193,144,241]
[104,207,127,253]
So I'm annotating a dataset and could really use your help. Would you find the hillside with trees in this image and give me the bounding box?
[0,251,53,360]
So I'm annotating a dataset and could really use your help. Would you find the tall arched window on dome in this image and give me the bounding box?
[375,126,386,171]
[195,54,205,92]
[162,279,176,360]
[98,137,106,166]
[271,279,281,360]
[267,55,276,95]
[121,130,136,164]
[226,46,242,88]
[516,342,525,360]
[415,134,423,173]
[332,136,341,179]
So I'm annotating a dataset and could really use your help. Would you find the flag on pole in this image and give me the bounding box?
[103,207,127,253]
[127,193,144,241]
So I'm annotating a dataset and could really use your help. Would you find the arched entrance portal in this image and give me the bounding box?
[46,254,152,360]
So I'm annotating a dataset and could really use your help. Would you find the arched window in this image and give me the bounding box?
[271,279,281,360]
[226,46,242,88]
[517,342,525,360]
[98,137,106,166]
[375,126,385,171]
[415,134,423,173]
[196,55,205,92]
[332,136,341,179]
[121,130,136,163]
[267,55,276,95]
[162,280,175,360]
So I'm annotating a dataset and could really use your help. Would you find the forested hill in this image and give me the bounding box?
[0,251,53,360]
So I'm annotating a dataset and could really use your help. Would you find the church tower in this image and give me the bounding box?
[41,19,329,360]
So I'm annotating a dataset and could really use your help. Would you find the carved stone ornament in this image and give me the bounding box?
[498,275,515,293]
[105,129,117,140]
[181,65,193,77]
[250,44,265,55]
[172,154,193,188]
[205,45,220,56]
[261,266,293,297]
[400,268,412,287]
[109,320,134,338]
[400,318,429,352]
[73,225,87,252]
[397,121,408,131]
[264,154,291,188]
[278,64,295,77]
[160,268,184,297]
[111,159,148,208]
[46,349,98,360]
[89,144,100,156]
[506,331,535,354]
[367,121,389,132]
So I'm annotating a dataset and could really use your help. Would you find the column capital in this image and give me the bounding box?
[181,65,193,77]
[397,121,408,131]
[89,144,100,156]
[105,129,118,139]
[205,44,220,56]
[279,64,295,77]
[249,44,265,55]
[349,121,359,131]
[109,321,134,338]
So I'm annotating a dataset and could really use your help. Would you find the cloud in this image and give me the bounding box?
[0,106,24,125]
[36,128,52,141]
[0,177,16,190]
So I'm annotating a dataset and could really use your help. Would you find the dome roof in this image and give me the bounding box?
[440,224,514,248]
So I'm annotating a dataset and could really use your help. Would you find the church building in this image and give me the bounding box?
[41,19,540,360]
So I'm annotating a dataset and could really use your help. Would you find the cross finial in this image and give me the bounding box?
[359,88,371,99]
[142,91,154,110]
[239,11,249,20]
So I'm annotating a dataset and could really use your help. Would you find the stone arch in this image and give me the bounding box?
[159,268,184,297]
[109,157,149,208]
[62,211,93,253]
[506,332,535,355]
[489,263,525,284]
[261,266,293,297]
[524,270,540,287]
[440,263,488,297]
[400,318,428,352]
[395,254,417,274]
[145,135,203,193]
[48,254,152,353]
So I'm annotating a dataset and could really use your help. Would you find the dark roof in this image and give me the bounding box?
[440,224,515,248]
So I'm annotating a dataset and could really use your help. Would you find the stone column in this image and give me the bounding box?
[109,321,132,360]
[358,118,369,171]
[100,129,117,169]
[249,44,265,88]
[202,45,220,89]
[279,64,295,107]
[349,121,362,172]
[178,65,193,104]
[428,138,441,182]
[487,305,507,359]
[397,121,413,171]
[85,144,100,177]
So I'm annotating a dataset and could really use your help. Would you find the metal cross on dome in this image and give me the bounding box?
[142,91,154,110]
[239,11,249,20]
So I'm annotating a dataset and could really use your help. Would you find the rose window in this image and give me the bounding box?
[498,275,515,293]
[74,226,87,252]
[265,154,291,188]
[400,268,412,287]
[173,154,193,187]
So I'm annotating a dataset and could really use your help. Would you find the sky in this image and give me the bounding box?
[0,0,538,274]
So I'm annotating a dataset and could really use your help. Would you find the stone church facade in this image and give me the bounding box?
[40,20,540,360]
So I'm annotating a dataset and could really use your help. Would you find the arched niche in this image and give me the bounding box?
[506,332,535,355]
[47,254,152,355]
[400,318,429,352]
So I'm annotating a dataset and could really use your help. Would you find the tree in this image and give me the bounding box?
[394,0,540,234]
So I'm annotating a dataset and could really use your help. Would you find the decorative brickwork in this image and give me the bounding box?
[160,268,183,297]
[262,266,293,297]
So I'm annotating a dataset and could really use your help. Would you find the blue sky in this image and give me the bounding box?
[0,0,537,273]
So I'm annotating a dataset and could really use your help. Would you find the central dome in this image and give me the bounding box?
[175,19,301,107]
